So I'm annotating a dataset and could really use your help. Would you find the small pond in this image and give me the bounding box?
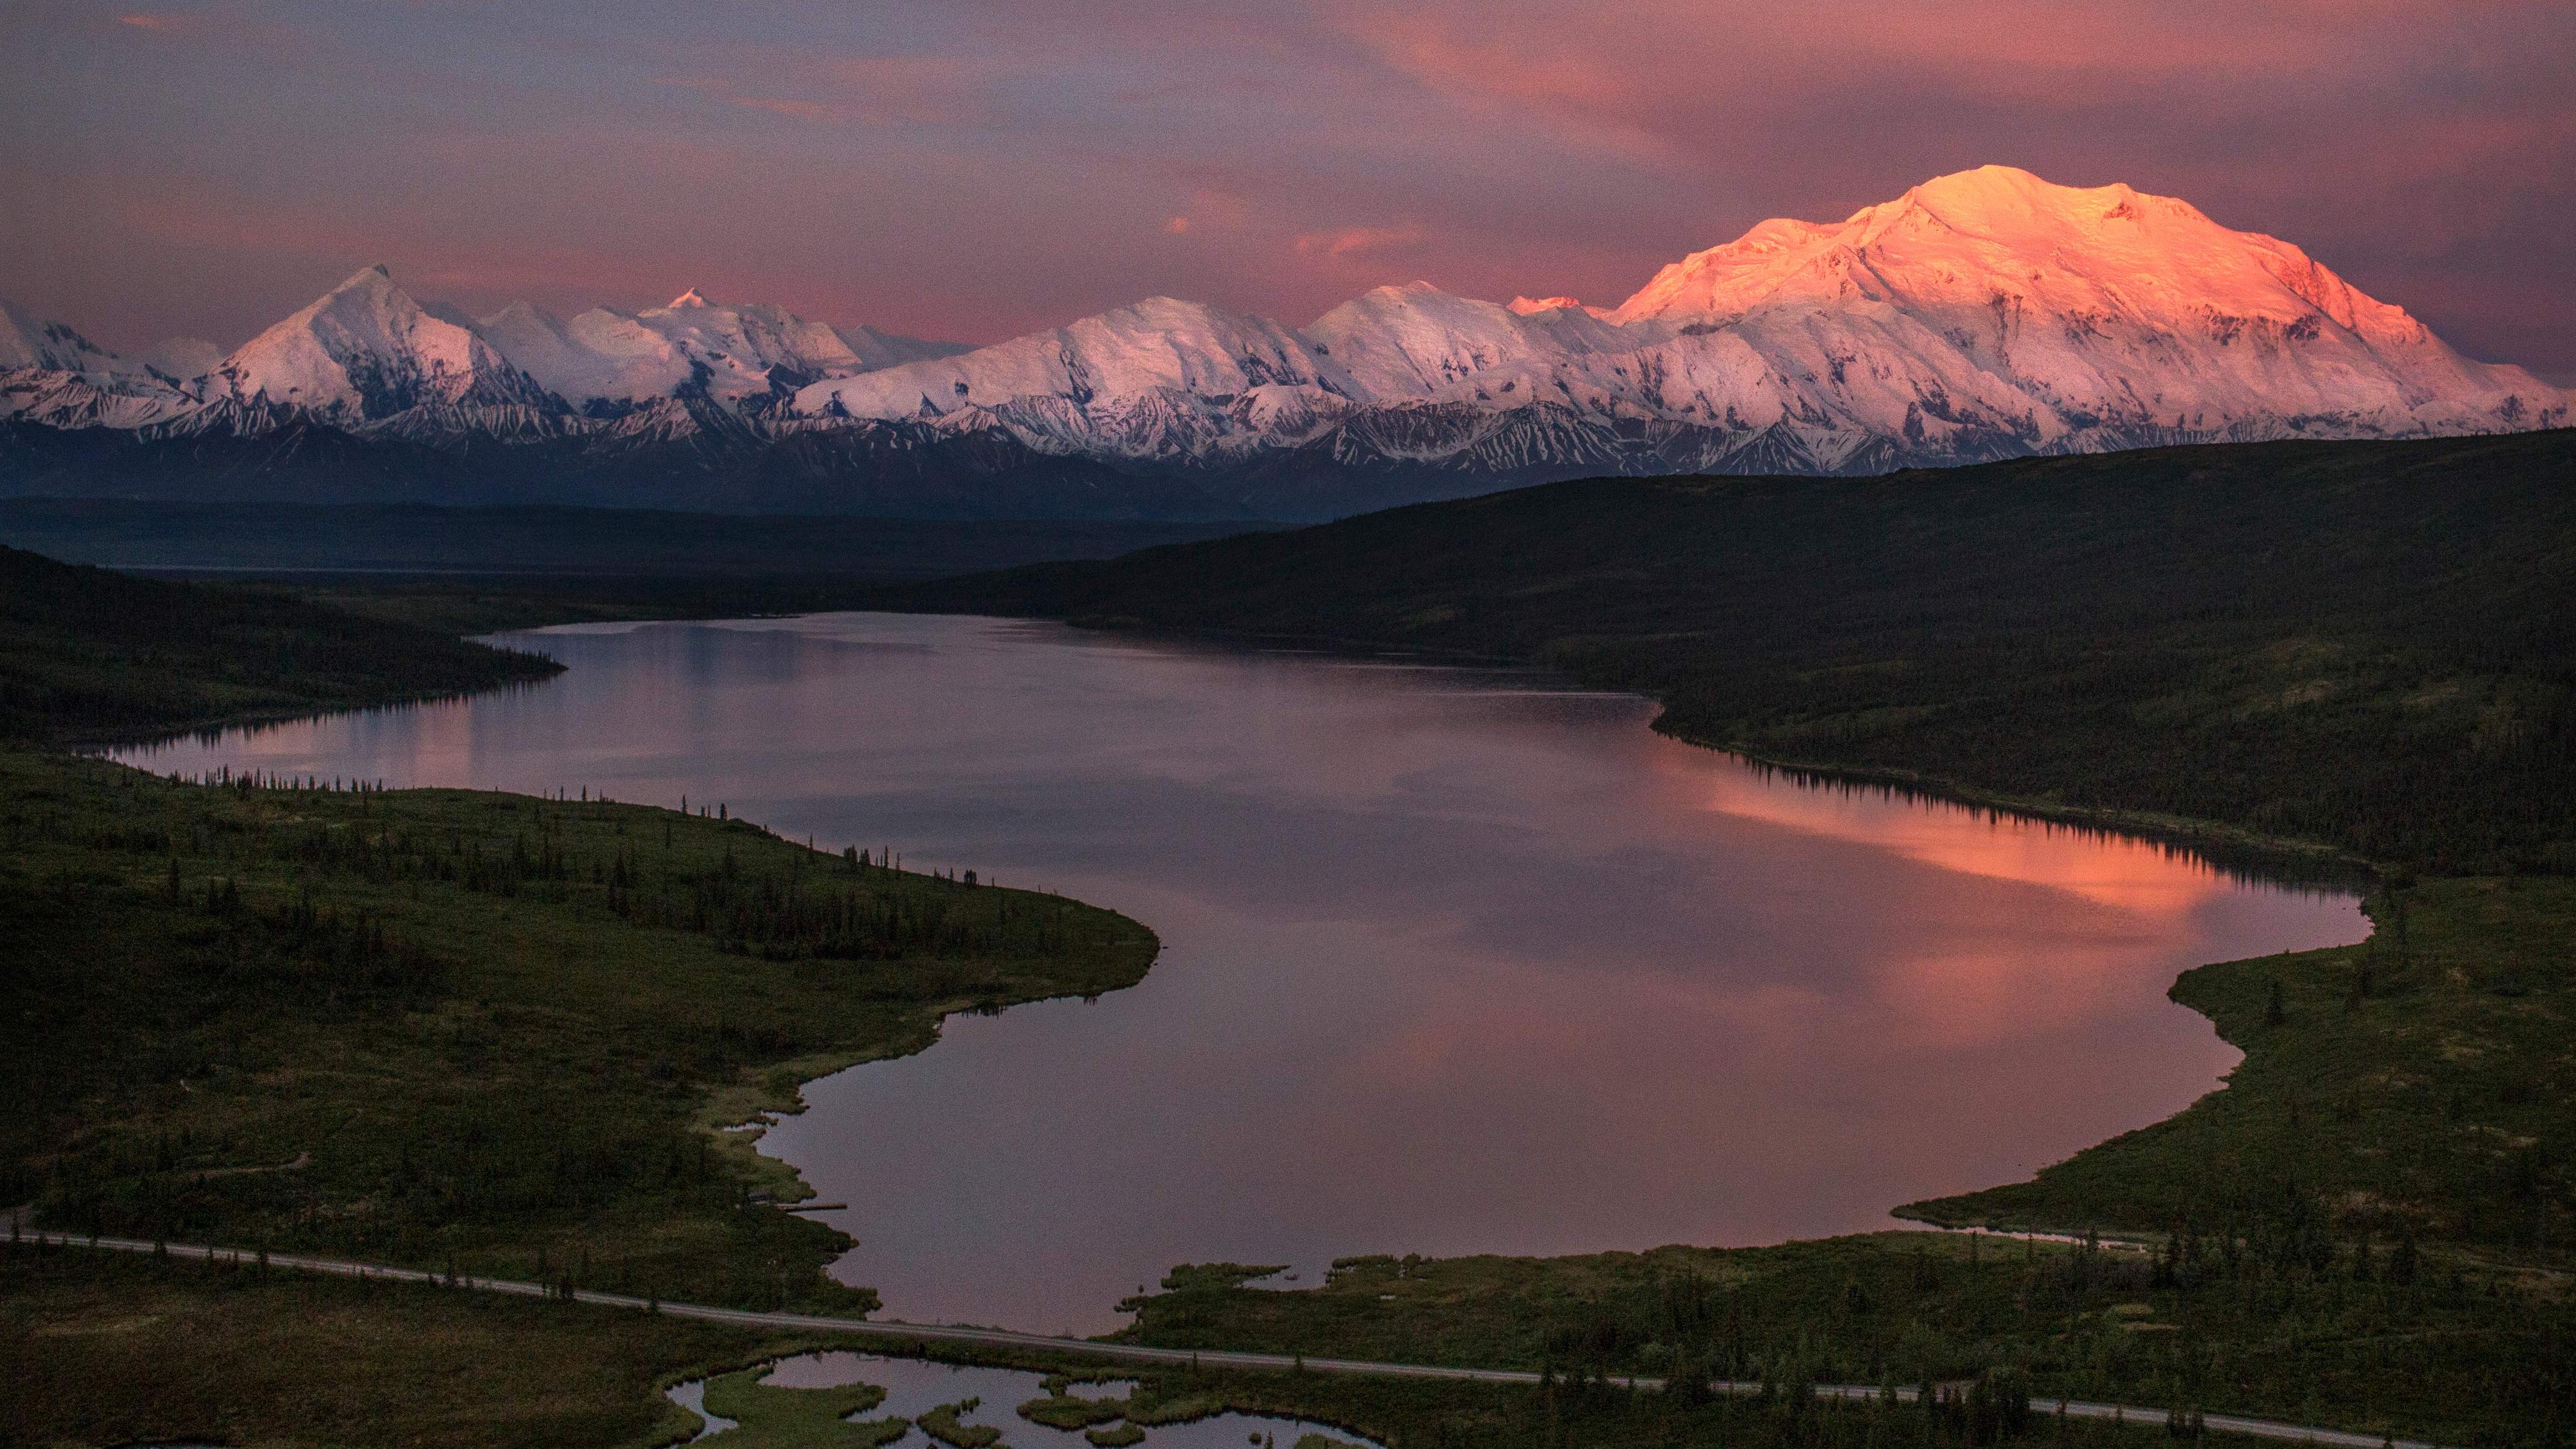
[667,1352,1380,1448]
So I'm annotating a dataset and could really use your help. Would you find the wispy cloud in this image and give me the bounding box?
[1327,7,1677,164]
[1295,221,1427,259]
[5,0,2569,369]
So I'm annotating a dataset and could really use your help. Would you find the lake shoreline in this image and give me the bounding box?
[124,610,2362,1335]
[15,574,2539,1447]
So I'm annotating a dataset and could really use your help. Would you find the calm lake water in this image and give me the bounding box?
[117,612,2365,1334]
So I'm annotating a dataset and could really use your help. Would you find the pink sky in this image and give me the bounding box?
[4,0,2569,374]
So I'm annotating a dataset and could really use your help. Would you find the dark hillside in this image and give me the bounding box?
[0,498,1252,579]
[893,430,2576,873]
[0,544,559,744]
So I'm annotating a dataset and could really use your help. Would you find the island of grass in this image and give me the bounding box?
[917,1399,1004,1447]
[701,1366,905,1447]
[0,542,563,743]
[1021,1389,1132,1428]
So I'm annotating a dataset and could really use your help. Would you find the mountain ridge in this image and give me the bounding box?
[3,167,2562,520]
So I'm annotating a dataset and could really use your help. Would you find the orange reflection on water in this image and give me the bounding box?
[1630,742,2250,1051]
[1867,939,2162,1053]
[1679,753,2237,916]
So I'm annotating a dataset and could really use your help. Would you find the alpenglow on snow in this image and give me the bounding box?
[2,167,2562,521]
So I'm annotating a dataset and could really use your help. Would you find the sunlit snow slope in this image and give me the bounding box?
[3,168,2562,519]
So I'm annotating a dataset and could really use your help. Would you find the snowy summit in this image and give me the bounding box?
[1,167,2563,519]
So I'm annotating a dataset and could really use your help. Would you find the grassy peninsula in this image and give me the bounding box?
[3,752,1155,1308]
[0,545,1158,1444]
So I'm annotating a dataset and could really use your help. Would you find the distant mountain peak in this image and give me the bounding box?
[0,299,124,375]
[481,299,557,325]
[792,165,2560,481]
[141,336,223,382]
[211,263,549,421]
[1903,162,2059,201]
[460,287,964,406]
[2,169,2562,520]
[1612,166,2399,343]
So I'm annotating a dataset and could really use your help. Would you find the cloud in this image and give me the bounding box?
[658,53,1003,128]
[727,95,836,122]
[100,7,308,53]
[1158,188,1255,237]
[1294,222,1428,259]
[1327,7,1675,164]
[816,54,997,126]
[6,0,2570,368]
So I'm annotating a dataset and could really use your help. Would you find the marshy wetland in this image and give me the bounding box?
[668,1352,1379,1448]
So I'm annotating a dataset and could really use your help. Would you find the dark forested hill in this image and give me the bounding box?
[0,544,560,744]
[892,430,2576,873]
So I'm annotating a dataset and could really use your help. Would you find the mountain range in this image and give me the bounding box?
[3,166,2563,521]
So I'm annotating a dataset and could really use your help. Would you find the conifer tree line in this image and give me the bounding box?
[901,431,2576,877]
[15,768,1094,966]
[1,750,1150,1312]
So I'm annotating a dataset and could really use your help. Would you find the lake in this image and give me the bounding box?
[116,611,2365,1335]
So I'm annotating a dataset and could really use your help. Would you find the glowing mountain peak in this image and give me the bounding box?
[1611,165,2401,344]
[3,167,2557,501]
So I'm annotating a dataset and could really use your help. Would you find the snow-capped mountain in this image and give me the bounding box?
[797,295,1357,462]
[471,290,966,414]
[210,265,555,421]
[139,337,223,383]
[2,167,2564,520]
[0,300,125,377]
[1508,296,1613,319]
[0,300,211,430]
[836,322,970,373]
[1602,165,2549,456]
[793,167,2561,485]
